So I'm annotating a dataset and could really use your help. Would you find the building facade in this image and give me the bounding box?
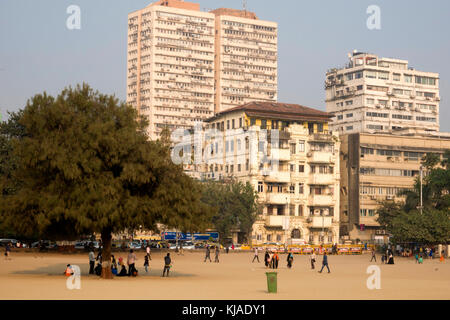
[127,0,277,140]
[196,102,340,245]
[325,52,440,135]
[210,9,278,113]
[340,131,450,243]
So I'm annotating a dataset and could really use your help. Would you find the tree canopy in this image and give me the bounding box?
[377,152,450,244]
[201,179,260,244]
[0,84,212,277]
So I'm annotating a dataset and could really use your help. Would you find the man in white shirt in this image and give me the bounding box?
[252,247,260,263]
[127,249,137,276]
[89,250,95,274]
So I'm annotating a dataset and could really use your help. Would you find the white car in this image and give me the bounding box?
[182,242,195,250]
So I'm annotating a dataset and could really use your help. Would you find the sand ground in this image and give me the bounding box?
[0,250,448,300]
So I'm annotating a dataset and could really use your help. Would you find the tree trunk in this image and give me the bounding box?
[101,228,113,279]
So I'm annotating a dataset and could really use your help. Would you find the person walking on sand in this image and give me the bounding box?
[252,247,260,263]
[214,246,220,263]
[318,252,330,273]
[310,251,316,270]
[370,247,377,262]
[264,250,270,268]
[127,249,137,276]
[144,254,149,273]
[162,253,171,277]
[4,243,11,260]
[272,252,279,269]
[204,245,212,262]
[287,252,294,269]
[89,250,95,274]
[146,244,152,260]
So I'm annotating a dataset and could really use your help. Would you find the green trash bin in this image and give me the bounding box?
[266,272,277,293]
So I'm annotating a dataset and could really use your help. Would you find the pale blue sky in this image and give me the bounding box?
[1,0,449,130]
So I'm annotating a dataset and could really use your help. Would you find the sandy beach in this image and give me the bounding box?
[0,250,448,300]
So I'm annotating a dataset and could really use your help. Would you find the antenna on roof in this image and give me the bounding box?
[243,0,247,14]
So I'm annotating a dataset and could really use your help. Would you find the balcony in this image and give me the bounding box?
[270,148,290,161]
[307,151,335,163]
[308,194,334,206]
[266,193,291,205]
[265,215,289,228]
[310,216,333,228]
[263,171,290,183]
[309,174,334,185]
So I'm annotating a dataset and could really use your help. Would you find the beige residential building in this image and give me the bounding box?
[325,51,440,134]
[127,0,216,140]
[340,130,450,243]
[196,102,340,245]
[211,9,278,113]
[127,1,278,140]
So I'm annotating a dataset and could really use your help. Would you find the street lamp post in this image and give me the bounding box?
[419,165,423,215]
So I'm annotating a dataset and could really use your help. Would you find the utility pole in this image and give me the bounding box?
[419,165,423,214]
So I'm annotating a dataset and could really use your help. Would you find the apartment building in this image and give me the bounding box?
[340,131,450,243]
[210,9,278,113]
[127,1,278,140]
[325,51,440,134]
[127,0,216,140]
[197,102,340,245]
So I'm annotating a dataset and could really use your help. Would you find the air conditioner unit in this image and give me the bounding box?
[435,96,441,101]
[386,195,394,200]
[410,94,416,99]
[376,105,381,108]
[387,91,393,95]
[307,152,312,157]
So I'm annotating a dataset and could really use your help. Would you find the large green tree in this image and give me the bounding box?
[0,84,212,278]
[201,179,260,244]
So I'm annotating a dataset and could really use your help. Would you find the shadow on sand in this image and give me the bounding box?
[13,263,196,278]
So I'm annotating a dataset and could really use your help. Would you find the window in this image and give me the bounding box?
[355,72,363,79]
[261,119,267,129]
[367,124,383,130]
[317,123,323,132]
[361,147,374,155]
[393,73,401,81]
[267,234,272,242]
[298,183,304,194]
[227,120,230,129]
[299,165,304,173]
[346,113,353,118]
[378,71,389,80]
[415,76,436,86]
[404,75,412,83]
[239,118,242,128]
[290,164,295,172]
[346,100,353,106]
[290,143,296,154]
[289,185,295,194]
[416,116,436,122]
[238,164,241,172]
[346,126,353,131]
[357,85,363,90]
[250,118,256,126]
[232,119,235,129]
[298,140,305,152]
[267,184,273,192]
[366,98,375,104]
[366,112,388,118]
[258,182,263,192]
[337,115,343,120]
[365,70,377,79]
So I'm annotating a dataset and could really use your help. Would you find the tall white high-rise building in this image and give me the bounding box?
[325,51,440,134]
[127,0,278,140]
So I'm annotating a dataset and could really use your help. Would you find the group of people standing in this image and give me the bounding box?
[204,245,220,263]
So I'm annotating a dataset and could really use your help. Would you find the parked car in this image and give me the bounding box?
[0,239,18,247]
[182,241,195,250]
[31,240,58,249]
[74,241,88,249]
